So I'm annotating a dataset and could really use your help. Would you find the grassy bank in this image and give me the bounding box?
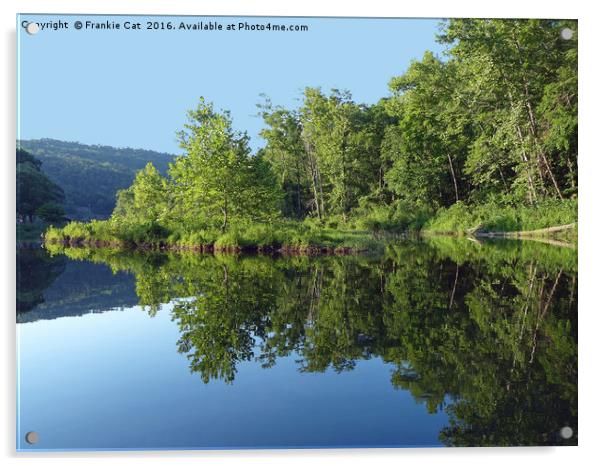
[44,199,577,253]
[44,219,384,255]
[421,199,577,239]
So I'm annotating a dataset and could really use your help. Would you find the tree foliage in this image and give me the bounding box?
[18,139,174,219]
[16,148,65,223]
[258,19,577,221]
[110,99,281,234]
[49,19,578,242]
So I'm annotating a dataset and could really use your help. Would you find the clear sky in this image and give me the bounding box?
[17,15,445,154]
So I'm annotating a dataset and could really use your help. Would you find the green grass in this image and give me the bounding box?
[44,217,383,253]
[43,198,577,253]
[351,202,431,233]
[422,199,577,236]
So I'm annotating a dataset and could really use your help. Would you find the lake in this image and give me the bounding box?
[16,237,578,450]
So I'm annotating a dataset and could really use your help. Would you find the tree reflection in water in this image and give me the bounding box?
[48,237,577,446]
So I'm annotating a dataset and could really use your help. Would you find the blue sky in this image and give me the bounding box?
[17,15,445,154]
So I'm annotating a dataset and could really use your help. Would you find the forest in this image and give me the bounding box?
[17,148,67,240]
[45,19,578,252]
[18,139,173,220]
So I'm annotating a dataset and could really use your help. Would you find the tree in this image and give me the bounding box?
[386,52,470,209]
[172,98,281,232]
[36,202,66,223]
[299,88,384,221]
[16,148,65,223]
[112,186,136,218]
[258,97,311,219]
[439,19,578,203]
[131,162,168,223]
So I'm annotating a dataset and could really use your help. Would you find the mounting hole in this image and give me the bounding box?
[560,28,573,40]
[25,22,40,35]
[559,426,573,439]
[25,431,39,444]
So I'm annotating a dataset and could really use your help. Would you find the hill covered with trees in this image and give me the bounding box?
[46,19,578,252]
[18,139,174,220]
[17,148,67,240]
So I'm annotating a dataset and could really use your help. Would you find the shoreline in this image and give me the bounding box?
[43,221,578,256]
[423,222,577,241]
[44,238,366,256]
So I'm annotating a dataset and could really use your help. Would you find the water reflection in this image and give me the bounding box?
[41,238,578,446]
[17,246,66,313]
[16,246,137,322]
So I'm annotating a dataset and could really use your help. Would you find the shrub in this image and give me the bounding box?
[61,221,93,240]
[214,231,243,249]
[423,202,474,233]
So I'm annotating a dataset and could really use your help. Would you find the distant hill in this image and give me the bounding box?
[18,139,175,220]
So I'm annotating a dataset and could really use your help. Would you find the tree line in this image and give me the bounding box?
[114,19,576,235]
[257,19,577,221]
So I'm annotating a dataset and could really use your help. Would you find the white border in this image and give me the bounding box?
[3,1,600,465]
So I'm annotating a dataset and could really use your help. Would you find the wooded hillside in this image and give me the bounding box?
[18,139,174,219]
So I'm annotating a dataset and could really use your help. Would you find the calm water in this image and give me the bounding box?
[16,238,578,450]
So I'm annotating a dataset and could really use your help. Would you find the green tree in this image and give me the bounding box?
[36,201,66,223]
[16,148,65,223]
[439,19,578,203]
[386,52,470,208]
[299,88,384,221]
[172,98,281,232]
[131,162,168,223]
[112,186,136,218]
[258,98,311,219]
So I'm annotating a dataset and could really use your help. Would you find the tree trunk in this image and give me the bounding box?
[524,99,564,199]
[221,197,228,233]
[567,155,577,192]
[446,153,460,203]
[310,162,322,220]
[515,124,538,205]
[498,165,509,193]
[316,166,325,220]
[303,139,322,220]
[295,165,302,219]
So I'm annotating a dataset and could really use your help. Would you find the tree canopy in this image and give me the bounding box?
[111,99,281,234]
[18,139,174,219]
[17,148,65,223]
[258,19,577,221]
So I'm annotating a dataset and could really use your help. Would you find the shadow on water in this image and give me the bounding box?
[35,238,577,446]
